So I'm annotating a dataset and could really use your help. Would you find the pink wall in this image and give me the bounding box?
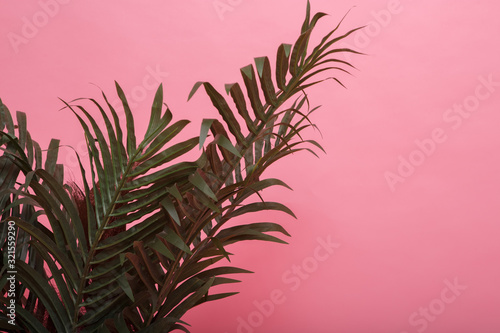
[2,0,500,332]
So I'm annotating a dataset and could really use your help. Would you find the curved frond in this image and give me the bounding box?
[0,3,360,332]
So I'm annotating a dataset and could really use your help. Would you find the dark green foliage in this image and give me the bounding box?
[0,3,360,332]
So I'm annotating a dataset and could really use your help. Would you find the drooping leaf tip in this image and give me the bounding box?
[188,81,205,101]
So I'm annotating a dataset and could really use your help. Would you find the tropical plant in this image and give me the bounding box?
[0,2,361,332]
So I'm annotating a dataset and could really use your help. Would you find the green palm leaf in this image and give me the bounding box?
[0,3,361,332]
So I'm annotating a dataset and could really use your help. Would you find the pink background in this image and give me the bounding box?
[2,0,500,332]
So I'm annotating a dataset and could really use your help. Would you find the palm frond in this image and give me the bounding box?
[0,3,361,332]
